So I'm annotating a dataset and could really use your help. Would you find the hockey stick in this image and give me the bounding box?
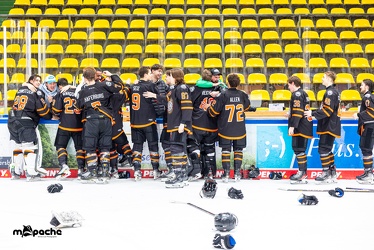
[278,187,374,192]
[346,187,374,191]
[170,200,215,216]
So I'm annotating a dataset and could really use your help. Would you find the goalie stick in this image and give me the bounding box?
[278,187,374,192]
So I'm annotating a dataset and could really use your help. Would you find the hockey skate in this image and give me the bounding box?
[9,163,21,180]
[222,174,229,183]
[356,169,374,184]
[188,173,202,182]
[165,170,185,188]
[80,168,98,184]
[234,170,241,182]
[153,169,162,180]
[159,169,174,182]
[96,167,110,184]
[134,170,142,181]
[26,173,42,182]
[315,168,337,184]
[55,164,71,180]
[290,170,308,184]
[110,167,119,179]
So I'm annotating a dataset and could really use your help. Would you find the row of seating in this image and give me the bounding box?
[3,18,374,31]
[9,6,374,15]
[13,0,374,8]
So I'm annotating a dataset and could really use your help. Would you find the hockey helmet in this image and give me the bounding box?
[214,212,238,232]
[200,178,217,199]
[248,165,260,178]
[44,75,56,84]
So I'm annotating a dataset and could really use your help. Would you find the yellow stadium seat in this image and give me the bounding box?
[46,44,64,54]
[272,90,291,101]
[185,44,202,55]
[80,58,99,69]
[21,44,42,54]
[93,19,110,29]
[101,58,120,69]
[184,58,202,69]
[83,0,98,6]
[335,73,355,84]
[112,20,129,30]
[292,73,310,83]
[60,58,79,69]
[240,8,256,14]
[241,19,258,30]
[222,8,238,15]
[223,19,239,29]
[368,7,374,14]
[6,44,21,54]
[145,44,163,54]
[244,44,262,56]
[124,44,143,54]
[117,0,133,6]
[262,31,280,41]
[330,7,346,14]
[6,89,18,101]
[320,31,338,41]
[248,73,267,84]
[279,19,296,29]
[147,31,165,41]
[246,58,264,69]
[204,44,222,54]
[356,73,374,83]
[203,31,220,42]
[165,44,182,55]
[203,19,220,29]
[70,31,88,42]
[1,20,16,29]
[107,31,126,43]
[0,45,3,54]
[350,58,370,68]
[120,73,137,83]
[184,73,200,84]
[62,8,78,15]
[258,8,274,15]
[164,58,181,68]
[169,7,184,14]
[39,19,55,29]
[26,8,42,15]
[269,73,288,84]
[186,19,202,29]
[294,8,310,14]
[9,8,25,15]
[299,19,314,28]
[359,31,374,41]
[204,58,222,68]
[127,31,144,41]
[281,31,300,41]
[325,44,344,54]
[309,0,325,5]
[130,19,145,29]
[276,8,293,15]
[349,7,365,14]
[302,31,319,40]
[148,19,165,30]
[167,19,184,29]
[100,0,116,6]
[97,8,113,15]
[31,31,49,41]
[224,31,242,41]
[264,44,282,55]
[186,7,202,14]
[56,19,73,29]
[353,19,371,29]
[150,8,167,15]
[256,0,272,6]
[291,0,307,5]
[11,31,24,40]
[0,58,15,69]
[74,19,91,29]
[88,31,107,41]
[225,44,242,54]
[204,8,220,15]
[115,8,130,14]
[260,19,277,29]
[309,58,328,68]
[56,73,73,83]
[42,58,59,69]
[330,58,349,69]
[267,58,286,68]
[142,58,160,67]
[17,58,38,69]
[305,90,316,101]
[345,44,363,54]
[239,0,255,5]
[341,90,361,101]
[335,19,352,28]
[79,8,95,15]
[104,44,122,55]
[316,19,334,29]
[340,31,358,41]
[50,31,68,42]
[250,90,271,108]
[312,73,324,84]
[14,0,30,7]
[204,0,219,5]
[312,7,328,15]
[166,31,183,42]
[284,44,303,54]
[122,58,140,69]
[0,73,10,84]
[222,0,237,6]
[65,44,84,56]
[365,44,374,54]
[84,45,103,56]
[242,31,260,43]
[225,58,244,69]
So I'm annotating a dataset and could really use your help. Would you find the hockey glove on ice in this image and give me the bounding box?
[228,187,244,199]
[269,171,282,180]
[328,187,344,198]
[298,194,319,205]
[213,234,236,249]
[47,183,63,193]
[247,165,260,178]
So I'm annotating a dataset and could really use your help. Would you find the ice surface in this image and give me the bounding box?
[0,178,373,250]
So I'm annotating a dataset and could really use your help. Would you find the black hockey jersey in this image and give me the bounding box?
[312,85,341,137]
[130,80,158,128]
[357,91,374,135]
[288,88,313,138]
[190,85,218,132]
[11,86,52,125]
[52,88,83,131]
[76,80,123,121]
[207,88,251,140]
[166,84,193,134]
[110,93,127,138]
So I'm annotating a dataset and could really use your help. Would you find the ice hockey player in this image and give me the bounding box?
[8,74,52,181]
[304,71,341,184]
[204,73,256,182]
[287,76,313,184]
[354,79,374,184]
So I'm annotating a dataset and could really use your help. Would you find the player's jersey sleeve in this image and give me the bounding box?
[51,92,63,115]
[358,93,374,123]
[36,90,52,119]
[207,94,223,118]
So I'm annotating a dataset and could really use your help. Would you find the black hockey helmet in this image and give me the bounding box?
[214,212,238,232]
[200,178,217,199]
[248,165,260,178]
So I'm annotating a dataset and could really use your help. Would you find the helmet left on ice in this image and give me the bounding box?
[44,75,56,84]
[200,178,217,198]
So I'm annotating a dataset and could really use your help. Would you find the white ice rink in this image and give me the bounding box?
[1,177,373,250]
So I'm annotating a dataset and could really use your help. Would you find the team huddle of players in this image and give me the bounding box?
[6,65,374,186]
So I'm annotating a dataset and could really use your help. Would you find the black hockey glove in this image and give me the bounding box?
[228,187,244,199]
[118,171,130,179]
[328,187,344,198]
[269,171,282,180]
[213,234,236,249]
[247,165,260,178]
[298,194,318,205]
[47,183,63,193]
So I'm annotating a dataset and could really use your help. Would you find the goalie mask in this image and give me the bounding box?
[200,178,217,199]
[214,212,238,232]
